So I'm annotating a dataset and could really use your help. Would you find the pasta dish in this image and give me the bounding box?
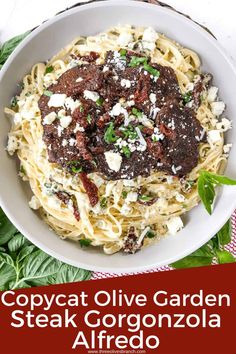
[5,25,232,254]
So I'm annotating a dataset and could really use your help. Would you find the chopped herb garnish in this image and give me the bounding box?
[132,107,143,118]
[79,238,92,247]
[87,114,92,124]
[122,146,131,158]
[19,165,26,175]
[182,92,192,104]
[138,195,154,202]
[198,170,236,214]
[68,161,83,174]
[129,56,147,67]
[80,105,84,112]
[120,125,138,140]
[104,122,118,144]
[129,56,160,77]
[122,191,128,199]
[17,82,24,89]
[120,49,127,57]
[43,90,53,97]
[100,197,107,209]
[143,62,160,77]
[45,65,54,74]
[146,230,156,238]
[96,98,104,107]
[10,96,18,108]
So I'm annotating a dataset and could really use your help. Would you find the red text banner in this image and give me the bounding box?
[0,264,235,353]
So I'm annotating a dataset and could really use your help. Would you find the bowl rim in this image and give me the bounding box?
[0,0,236,273]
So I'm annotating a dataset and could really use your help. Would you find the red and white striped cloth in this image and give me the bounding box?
[92,211,236,279]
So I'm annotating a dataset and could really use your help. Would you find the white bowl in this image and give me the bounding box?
[0,0,236,273]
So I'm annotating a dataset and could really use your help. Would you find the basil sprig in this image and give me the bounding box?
[0,208,91,290]
[198,170,236,214]
[0,31,30,69]
[171,220,235,268]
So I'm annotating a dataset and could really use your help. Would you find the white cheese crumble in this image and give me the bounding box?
[207,130,221,144]
[175,193,185,203]
[123,179,136,187]
[207,87,218,103]
[110,103,128,118]
[104,151,123,172]
[120,204,132,215]
[42,112,57,125]
[138,226,151,245]
[149,93,157,104]
[142,27,158,51]
[126,192,138,203]
[151,127,164,141]
[48,94,67,108]
[7,135,19,155]
[64,97,80,112]
[223,143,232,154]
[210,101,225,116]
[121,79,131,88]
[69,138,77,146]
[135,127,147,149]
[166,216,183,235]
[76,77,83,82]
[84,90,100,102]
[13,113,22,125]
[73,123,85,133]
[216,118,232,132]
[62,139,68,147]
[117,32,133,46]
[60,115,72,129]
[142,27,159,42]
[21,110,35,120]
[29,196,41,210]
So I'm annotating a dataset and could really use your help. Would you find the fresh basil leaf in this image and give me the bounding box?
[198,171,236,215]
[216,250,235,264]
[8,233,30,253]
[171,256,213,269]
[56,264,91,284]
[216,220,231,246]
[0,208,17,245]
[203,171,236,186]
[0,263,16,291]
[171,244,214,269]
[0,252,15,267]
[0,247,5,252]
[0,31,30,66]
[22,250,61,281]
[16,244,36,264]
[26,275,57,287]
[197,172,215,214]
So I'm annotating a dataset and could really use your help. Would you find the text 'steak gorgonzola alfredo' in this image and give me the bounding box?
[6,26,232,255]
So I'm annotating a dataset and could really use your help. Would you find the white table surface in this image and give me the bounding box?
[0,0,235,63]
